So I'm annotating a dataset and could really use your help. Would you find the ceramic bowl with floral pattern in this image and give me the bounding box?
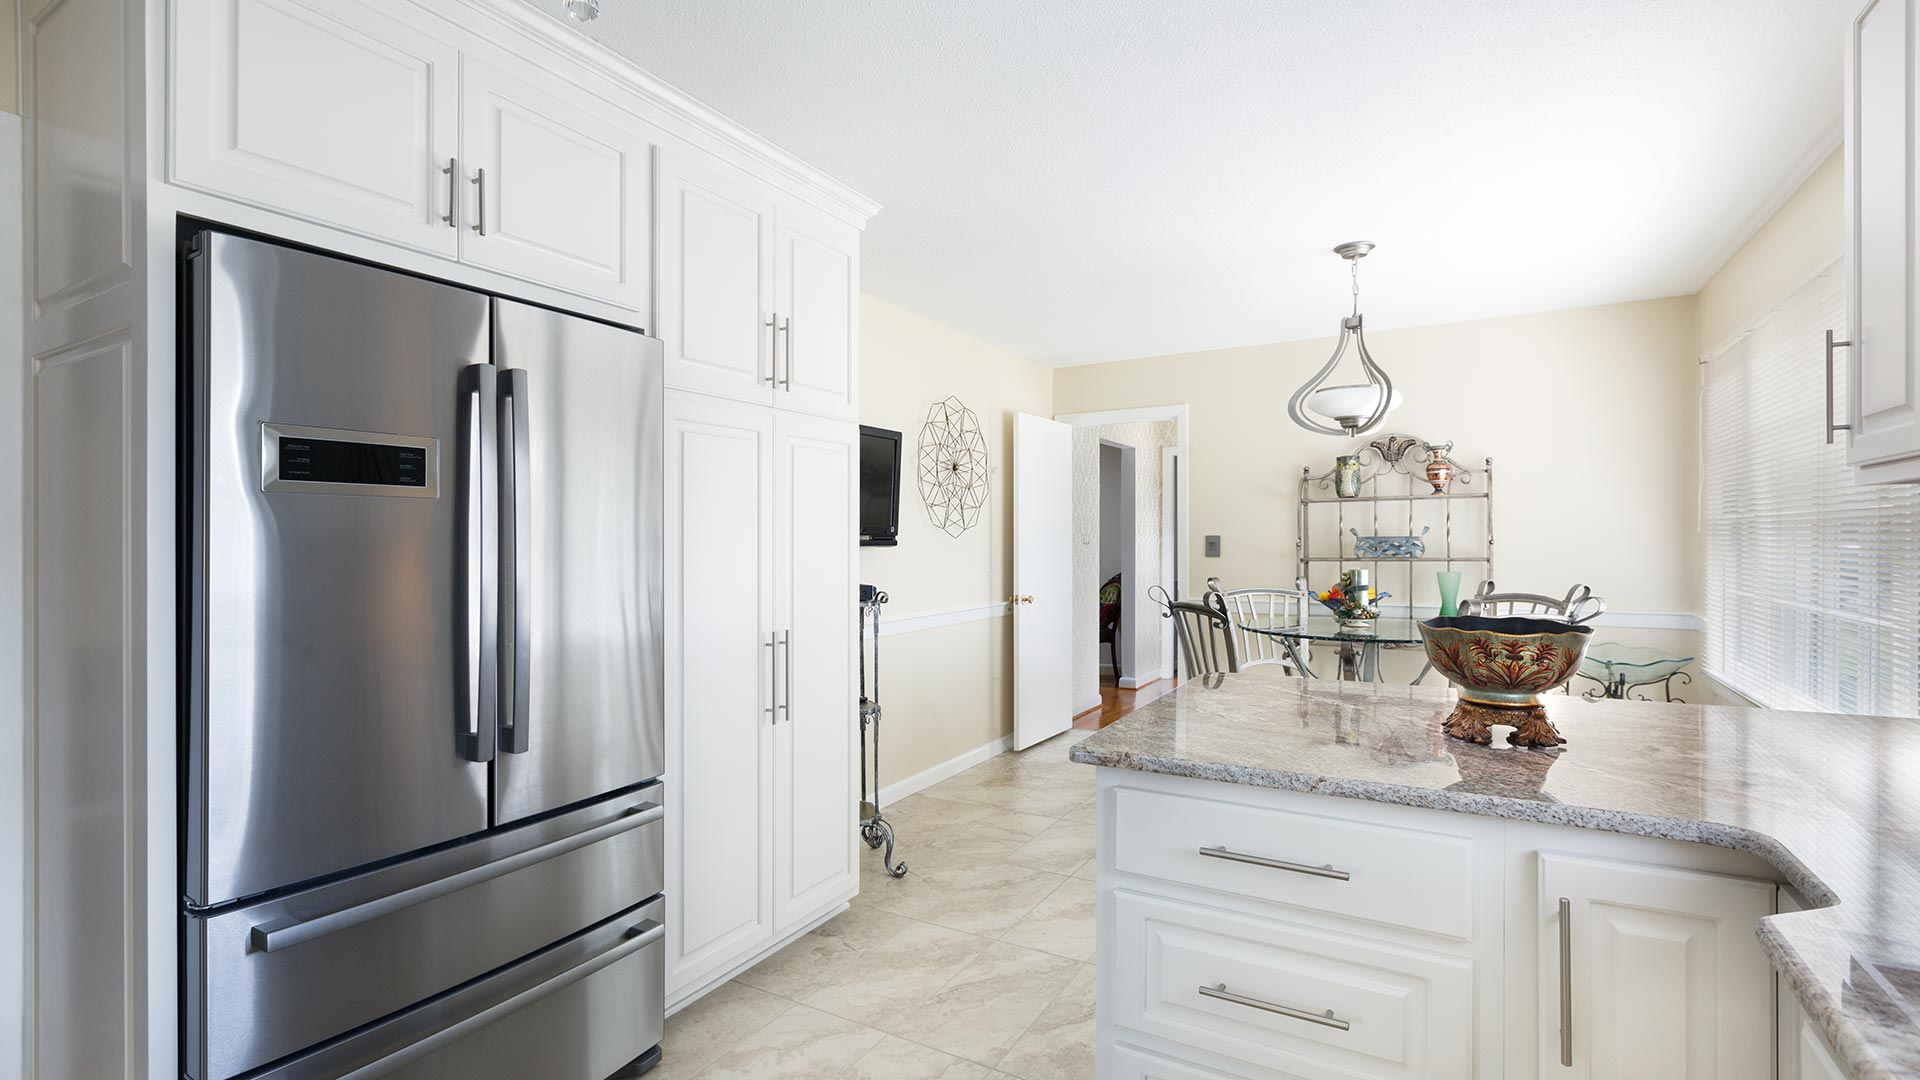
[1418,616,1594,707]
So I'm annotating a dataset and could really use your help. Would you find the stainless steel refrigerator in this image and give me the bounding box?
[181,230,666,1080]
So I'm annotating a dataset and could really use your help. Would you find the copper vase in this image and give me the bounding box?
[1424,449,1453,494]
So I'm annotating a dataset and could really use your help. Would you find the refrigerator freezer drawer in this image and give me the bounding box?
[246,897,664,1080]
[185,788,664,1080]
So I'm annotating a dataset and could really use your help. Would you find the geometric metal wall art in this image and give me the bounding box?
[916,395,988,538]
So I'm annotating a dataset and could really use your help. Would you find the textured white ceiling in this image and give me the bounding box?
[525,0,1851,366]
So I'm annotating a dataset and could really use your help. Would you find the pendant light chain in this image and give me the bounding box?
[1351,258,1361,318]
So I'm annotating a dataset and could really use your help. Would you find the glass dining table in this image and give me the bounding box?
[1235,614,1428,683]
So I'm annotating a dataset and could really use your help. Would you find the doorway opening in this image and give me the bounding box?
[1097,440,1135,687]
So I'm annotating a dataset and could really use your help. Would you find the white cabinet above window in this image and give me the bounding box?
[173,0,461,258]
[1844,0,1920,482]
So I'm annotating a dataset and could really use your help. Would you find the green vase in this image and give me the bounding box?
[1436,571,1463,618]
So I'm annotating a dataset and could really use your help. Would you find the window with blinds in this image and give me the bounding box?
[1702,261,1920,717]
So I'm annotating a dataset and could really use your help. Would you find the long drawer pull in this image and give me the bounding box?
[337,918,665,1080]
[1197,845,1350,881]
[250,802,664,954]
[1198,983,1350,1031]
[1559,896,1573,1067]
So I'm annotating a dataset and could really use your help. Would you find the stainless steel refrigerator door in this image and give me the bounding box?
[491,299,665,825]
[188,232,492,907]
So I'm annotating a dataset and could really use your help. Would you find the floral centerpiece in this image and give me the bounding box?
[1315,571,1389,631]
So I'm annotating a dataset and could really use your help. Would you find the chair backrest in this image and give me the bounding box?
[1203,584,1312,670]
[1166,600,1239,676]
[1463,580,1606,624]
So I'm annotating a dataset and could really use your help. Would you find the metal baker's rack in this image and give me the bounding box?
[1297,432,1494,623]
[858,585,906,878]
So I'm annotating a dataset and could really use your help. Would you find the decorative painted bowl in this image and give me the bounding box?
[1417,616,1594,707]
[1419,616,1595,747]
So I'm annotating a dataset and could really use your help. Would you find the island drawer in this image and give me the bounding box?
[1112,890,1473,1080]
[1110,786,1476,940]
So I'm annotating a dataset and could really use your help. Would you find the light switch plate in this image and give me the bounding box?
[1205,535,1221,557]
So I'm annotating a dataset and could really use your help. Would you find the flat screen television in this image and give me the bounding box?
[859,425,903,546]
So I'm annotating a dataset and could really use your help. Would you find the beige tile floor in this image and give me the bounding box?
[653,727,1101,1080]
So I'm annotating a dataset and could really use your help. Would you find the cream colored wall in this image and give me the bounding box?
[1053,297,1704,686]
[859,294,1053,784]
[0,0,14,115]
[1696,149,1843,357]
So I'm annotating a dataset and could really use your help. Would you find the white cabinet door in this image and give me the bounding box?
[655,151,776,405]
[1845,0,1920,476]
[770,414,859,928]
[173,0,459,256]
[458,58,652,313]
[664,393,776,996]
[772,209,859,420]
[1540,853,1774,1079]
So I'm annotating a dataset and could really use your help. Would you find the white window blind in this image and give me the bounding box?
[1702,262,1920,717]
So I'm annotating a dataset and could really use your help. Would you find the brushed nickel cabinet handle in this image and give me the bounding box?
[471,168,487,235]
[442,158,458,228]
[1197,983,1349,1031]
[764,316,777,385]
[1198,845,1350,881]
[1826,329,1854,445]
[779,630,792,721]
[765,634,777,722]
[779,316,792,390]
[1559,895,1573,1067]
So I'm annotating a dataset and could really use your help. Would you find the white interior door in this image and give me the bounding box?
[1013,412,1074,750]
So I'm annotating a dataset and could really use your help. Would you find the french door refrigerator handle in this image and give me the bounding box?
[249,801,664,954]
[500,368,532,754]
[331,916,666,1080]
[461,364,500,763]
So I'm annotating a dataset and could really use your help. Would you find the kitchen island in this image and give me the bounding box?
[1069,666,1920,1080]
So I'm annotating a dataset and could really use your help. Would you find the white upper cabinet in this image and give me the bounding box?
[1845,0,1920,481]
[1539,853,1774,1079]
[655,150,777,404]
[174,0,460,257]
[773,210,859,420]
[458,57,653,313]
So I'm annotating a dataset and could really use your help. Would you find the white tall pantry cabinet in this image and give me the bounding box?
[19,0,876,1075]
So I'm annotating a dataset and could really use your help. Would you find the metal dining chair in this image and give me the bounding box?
[1202,577,1312,675]
[1150,585,1240,676]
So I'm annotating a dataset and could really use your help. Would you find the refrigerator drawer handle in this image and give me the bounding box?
[250,802,664,954]
[335,917,665,1080]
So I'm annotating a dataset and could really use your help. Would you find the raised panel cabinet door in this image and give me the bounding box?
[771,415,859,929]
[459,58,653,313]
[1540,853,1775,1079]
[772,208,859,420]
[654,150,775,404]
[173,0,458,256]
[1845,0,1920,471]
[663,393,776,996]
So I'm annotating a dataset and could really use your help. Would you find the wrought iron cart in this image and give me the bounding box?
[858,585,907,877]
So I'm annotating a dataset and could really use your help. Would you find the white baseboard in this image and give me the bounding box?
[1117,671,1168,689]
[1074,691,1102,715]
[877,733,1014,806]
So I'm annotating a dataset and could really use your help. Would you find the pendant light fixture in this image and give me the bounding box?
[562,0,600,20]
[1287,241,1402,437]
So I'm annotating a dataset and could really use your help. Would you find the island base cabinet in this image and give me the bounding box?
[1539,853,1775,1079]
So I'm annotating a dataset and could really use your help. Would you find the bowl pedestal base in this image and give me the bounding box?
[1443,699,1566,748]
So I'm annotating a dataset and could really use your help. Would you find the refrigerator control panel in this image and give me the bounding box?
[261,423,439,498]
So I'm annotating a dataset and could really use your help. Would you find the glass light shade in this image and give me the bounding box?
[1305,384,1402,428]
[563,0,600,19]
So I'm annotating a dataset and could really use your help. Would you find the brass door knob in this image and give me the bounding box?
[1008,594,1034,605]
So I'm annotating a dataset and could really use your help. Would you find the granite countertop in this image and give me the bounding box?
[1068,666,1920,1080]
